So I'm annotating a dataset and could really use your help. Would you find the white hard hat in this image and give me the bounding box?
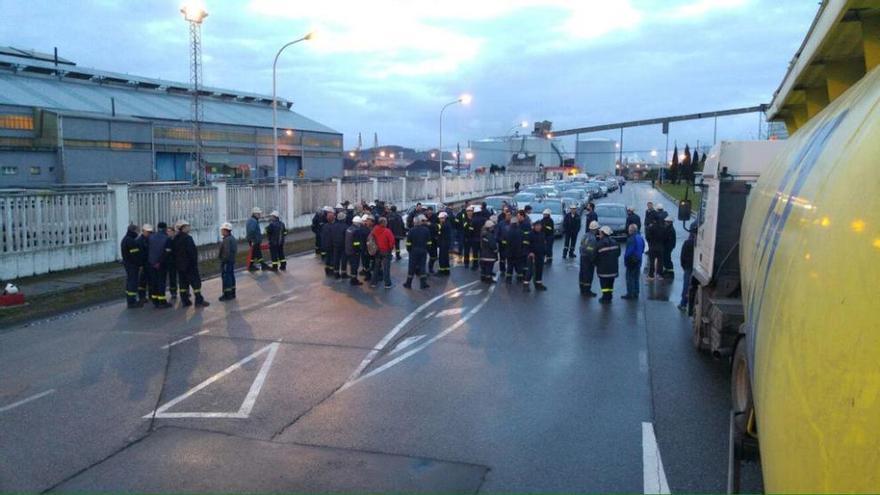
[484,220,496,229]
[177,219,191,228]
[323,206,333,212]
[347,204,355,210]
[335,203,343,209]
[473,206,482,213]
[4,283,19,295]
[252,207,262,215]
[337,212,347,221]
[141,223,154,232]
[543,209,552,215]
[362,215,374,222]
[656,204,664,210]
[220,222,233,231]
[368,202,376,207]
[415,215,427,223]
[439,211,448,219]
[270,210,280,218]
[352,215,363,224]
[665,217,673,222]
[466,205,474,211]
[600,226,613,235]
[570,204,578,209]
[589,221,600,230]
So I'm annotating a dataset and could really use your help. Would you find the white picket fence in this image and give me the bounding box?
[0,173,538,279]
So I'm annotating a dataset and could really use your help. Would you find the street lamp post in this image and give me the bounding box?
[439,94,471,178]
[272,32,313,211]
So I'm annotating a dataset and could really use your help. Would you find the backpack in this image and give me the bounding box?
[366,231,379,256]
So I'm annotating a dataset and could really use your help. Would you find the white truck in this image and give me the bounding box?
[689,141,785,357]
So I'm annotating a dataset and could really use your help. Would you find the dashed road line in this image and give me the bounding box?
[0,389,56,414]
[436,307,466,318]
[161,330,210,349]
[642,421,670,494]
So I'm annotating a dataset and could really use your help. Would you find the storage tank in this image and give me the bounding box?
[575,138,616,175]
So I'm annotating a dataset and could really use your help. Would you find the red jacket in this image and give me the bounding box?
[372,225,395,254]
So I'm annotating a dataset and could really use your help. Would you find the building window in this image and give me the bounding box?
[1,166,18,175]
[0,114,34,130]
[30,166,41,175]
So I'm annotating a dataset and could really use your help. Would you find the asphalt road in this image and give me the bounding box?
[0,183,762,493]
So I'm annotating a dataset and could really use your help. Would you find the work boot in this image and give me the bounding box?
[137,298,147,307]
[219,294,230,302]
[127,301,140,309]
[535,283,547,291]
[395,253,402,261]
[420,278,430,289]
[586,290,597,297]
[269,264,278,272]
[170,292,178,301]
[562,248,568,258]
[195,295,210,308]
[280,261,287,271]
[180,295,193,307]
[154,300,172,309]
[260,263,271,271]
[350,277,363,286]
[546,257,553,265]
[403,278,413,289]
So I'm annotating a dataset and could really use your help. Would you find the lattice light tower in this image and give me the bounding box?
[181,2,208,184]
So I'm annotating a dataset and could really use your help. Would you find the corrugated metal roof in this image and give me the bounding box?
[0,67,339,135]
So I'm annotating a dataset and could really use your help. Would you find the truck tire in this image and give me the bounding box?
[730,337,759,464]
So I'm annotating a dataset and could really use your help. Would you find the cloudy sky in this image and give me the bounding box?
[2,0,818,159]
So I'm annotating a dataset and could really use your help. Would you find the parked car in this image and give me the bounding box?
[561,189,588,212]
[594,203,628,241]
[527,198,566,237]
[513,192,537,209]
[484,195,516,215]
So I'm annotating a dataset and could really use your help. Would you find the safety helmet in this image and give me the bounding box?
[665,217,673,222]
[141,223,154,232]
[177,219,191,229]
[484,220,496,229]
[589,221,599,230]
[270,210,280,218]
[656,204,664,210]
[600,226,613,235]
[220,222,233,231]
[335,203,343,209]
[4,283,19,295]
[415,215,426,224]
[473,206,482,213]
[438,212,448,219]
[353,216,363,224]
[323,206,333,212]
[543,209,551,215]
[466,205,475,211]
[252,207,262,215]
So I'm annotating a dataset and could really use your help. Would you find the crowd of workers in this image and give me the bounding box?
[121,196,695,308]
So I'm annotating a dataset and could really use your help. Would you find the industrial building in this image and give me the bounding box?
[0,47,343,187]
[575,138,617,175]
[469,134,565,171]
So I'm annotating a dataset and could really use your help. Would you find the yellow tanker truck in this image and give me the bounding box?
[690,1,880,491]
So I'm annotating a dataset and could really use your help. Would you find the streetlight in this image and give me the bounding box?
[180,1,208,184]
[380,150,386,158]
[272,31,314,210]
[439,93,471,177]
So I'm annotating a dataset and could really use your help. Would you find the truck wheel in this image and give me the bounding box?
[730,337,759,465]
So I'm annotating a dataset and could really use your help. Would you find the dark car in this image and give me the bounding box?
[594,203,628,241]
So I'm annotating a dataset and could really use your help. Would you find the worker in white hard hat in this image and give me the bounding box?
[579,220,601,296]
[345,215,366,286]
[266,210,287,272]
[174,219,209,308]
[434,211,452,275]
[246,207,269,271]
[479,219,499,283]
[218,222,237,301]
[540,208,555,265]
[595,225,621,304]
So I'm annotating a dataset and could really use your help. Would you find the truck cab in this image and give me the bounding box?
[691,141,784,355]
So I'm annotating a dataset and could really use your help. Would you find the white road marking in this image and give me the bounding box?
[422,311,437,320]
[435,307,465,318]
[0,389,56,414]
[144,342,280,419]
[339,281,480,391]
[343,283,497,390]
[464,289,484,296]
[161,330,210,349]
[447,292,463,299]
[265,295,298,309]
[642,421,671,494]
[388,335,426,356]
[639,350,649,373]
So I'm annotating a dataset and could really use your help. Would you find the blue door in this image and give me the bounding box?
[156,153,189,180]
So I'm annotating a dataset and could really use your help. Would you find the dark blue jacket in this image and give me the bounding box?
[563,212,581,235]
[625,233,645,266]
[147,231,171,266]
[406,224,433,254]
[504,223,527,258]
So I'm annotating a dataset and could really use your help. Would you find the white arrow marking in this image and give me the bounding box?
[464,289,484,296]
[389,335,426,356]
[642,421,670,494]
[144,342,280,419]
[435,307,465,318]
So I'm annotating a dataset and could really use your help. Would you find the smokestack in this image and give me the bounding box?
[54,47,58,67]
[111,97,116,117]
